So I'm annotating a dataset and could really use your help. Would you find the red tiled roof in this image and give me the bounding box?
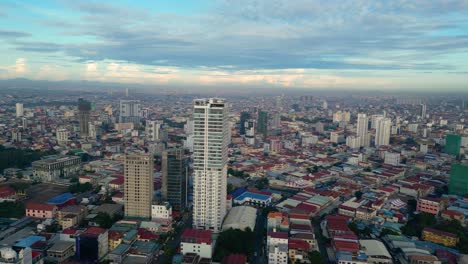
[267,231,288,239]
[423,227,457,238]
[222,254,247,264]
[83,227,107,236]
[289,239,309,251]
[26,203,56,211]
[181,228,212,245]
[0,186,16,198]
[441,210,464,218]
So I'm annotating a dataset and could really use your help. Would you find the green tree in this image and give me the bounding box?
[227,183,234,194]
[94,212,114,228]
[407,199,417,214]
[0,201,25,218]
[308,251,324,264]
[354,191,363,199]
[213,228,255,261]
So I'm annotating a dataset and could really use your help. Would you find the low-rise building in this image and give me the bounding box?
[180,229,213,259]
[417,197,443,215]
[422,228,459,247]
[222,206,257,231]
[47,241,75,263]
[25,203,57,219]
[32,155,81,182]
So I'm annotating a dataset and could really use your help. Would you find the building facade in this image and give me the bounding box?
[119,100,141,124]
[375,117,391,146]
[32,155,81,182]
[78,98,91,138]
[449,163,468,195]
[124,153,154,219]
[161,148,188,211]
[192,98,229,232]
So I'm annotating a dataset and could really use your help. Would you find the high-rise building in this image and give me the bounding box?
[356,113,369,147]
[124,153,154,219]
[192,98,229,232]
[161,148,188,211]
[445,134,461,155]
[88,122,97,139]
[420,104,427,119]
[146,120,166,141]
[449,163,468,195]
[16,103,24,118]
[370,114,384,129]
[270,112,281,129]
[375,117,391,147]
[78,98,91,138]
[239,112,250,135]
[56,128,69,145]
[257,111,268,138]
[119,100,141,124]
[333,111,351,123]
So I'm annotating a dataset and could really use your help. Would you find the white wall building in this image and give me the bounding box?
[192,98,229,232]
[375,117,392,147]
[356,113,370,147]
[15,103,24,118]
[346,136,361,149]
[151,202,172,220]
[146,120,165,141]
[384,152,400,166]
[119,100,141,124]
[56,128,69,145]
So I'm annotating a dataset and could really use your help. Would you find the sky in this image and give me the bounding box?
[0,0,468,91]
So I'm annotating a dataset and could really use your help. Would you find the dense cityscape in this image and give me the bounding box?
[0,86,466,264]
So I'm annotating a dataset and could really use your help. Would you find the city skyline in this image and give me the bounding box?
[1,1,468,91]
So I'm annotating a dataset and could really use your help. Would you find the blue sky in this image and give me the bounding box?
[1,0,468,90]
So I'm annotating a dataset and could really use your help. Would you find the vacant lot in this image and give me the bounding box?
[26,183,68,203]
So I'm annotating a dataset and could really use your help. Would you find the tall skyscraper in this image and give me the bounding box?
[356,113,369,147]
[162,148,188,211]
[445,134,461,155]
[375,117,391,146]
[78,98,91,138]
[146,120,167,142]
[257,111,268,138]
[16,103,24,118]
[239,112,250,135]
[119,100,141,124]
[449,163,468,195]
[192,98,229,232]
[124,153,154,219]
[420,104,427,119]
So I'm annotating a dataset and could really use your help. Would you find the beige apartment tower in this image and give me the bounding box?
[124,153,154,219]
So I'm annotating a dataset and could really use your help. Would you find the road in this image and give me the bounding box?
[157,214,192,264]
[251,210,267,264]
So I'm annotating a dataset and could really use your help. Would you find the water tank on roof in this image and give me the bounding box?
[0,247,18,260]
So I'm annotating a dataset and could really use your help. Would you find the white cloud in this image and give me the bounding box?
[15,58,27,74]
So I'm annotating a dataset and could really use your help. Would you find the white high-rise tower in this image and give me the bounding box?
[16,103,24,118]
[192,98,229,232]
[356,113,369,147]
[375,117,391,146]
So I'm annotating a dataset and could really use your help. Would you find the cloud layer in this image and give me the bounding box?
[1,0,468,90]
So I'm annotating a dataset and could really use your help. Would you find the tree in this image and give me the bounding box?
[407,199,417,214]
[354,191,363,199]
[308,251,324,264]
[94,212,114,228]
[0,201,25,218]
[227,183,234,194]
[213,228,255,261]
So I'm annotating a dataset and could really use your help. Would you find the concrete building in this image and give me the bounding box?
[124,153,154,219]
[161,148,188,211]
[146,120,166,141]
[192,98,229,232]
[375,117,391,146]
[267,232,288,264]
[356,113,369,147]
[151,202,172,220]
[15,103,23,118]
[76,227,109,262]
[180,229,213,259]
[359,240,392,264]
[346,135,361,149]
[56,128,68,145]
[32,155,81,182]
[257,111,268,138]
[333,111,351,123]
[384,152,400,166]
[119,100,141,124]
[417,197,443,216]
[222,206,257,231]
[449,163,468,195]
[78,98,91,138]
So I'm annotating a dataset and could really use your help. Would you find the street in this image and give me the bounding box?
[251,210,267,264]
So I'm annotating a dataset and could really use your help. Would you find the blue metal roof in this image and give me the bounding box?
[47,192,74,204]
[14,235,46,248]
